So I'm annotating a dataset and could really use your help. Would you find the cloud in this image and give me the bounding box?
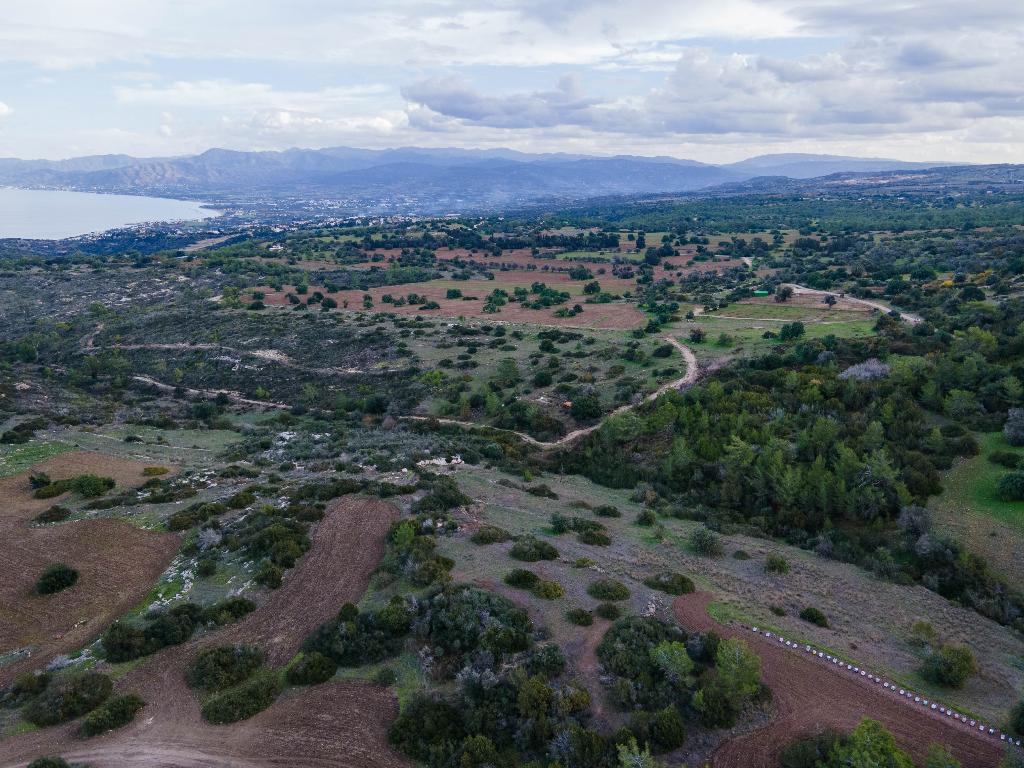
[115,80,389,112]
[0,101,11,118]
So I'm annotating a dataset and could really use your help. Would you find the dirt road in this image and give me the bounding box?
[0,496,409,768]
[673,593,1003,768]
[405,336,699,450]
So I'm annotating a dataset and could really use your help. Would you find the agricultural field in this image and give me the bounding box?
[2,192,1024,768]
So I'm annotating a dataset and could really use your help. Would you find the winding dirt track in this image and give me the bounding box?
[673,593,1003,768]
[405,336,699,450]
[0,496,410,768]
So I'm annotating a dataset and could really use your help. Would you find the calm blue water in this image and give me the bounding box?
[0,188,220,240]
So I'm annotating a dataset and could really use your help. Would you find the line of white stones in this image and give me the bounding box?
[747,626,1022,749]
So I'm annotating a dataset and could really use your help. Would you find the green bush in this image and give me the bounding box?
[920,644,977,688]
[23,672,112,727]
[595,602,622,620]
[566,608,593,626]
[470,525,511,544]
[779,729,842,768]
[690,528,724,557]
[593,504,621,518]
[630,705,687,751]
[635,509,657,526]
[1010,700,1024,737]
[256,560,284,588]
[988,450,1021,469]
[509,536,558,562]
[70,474,116,498]
[532,580,565,600]
[302,596,412,667]
[35,563,78,594]
[997,472,1024,502]
[643,572,695,595]
[27,759,70,768]
[374,667,398,686]
[765,553,790,575]
[799,606,829,628]
[187,645,264,691]
[200,670,282,724]
[504,568,540,589]
[33,506,71,524]
[80,693,145,737]
[587,579,630,601]
[578,528,611,546]
[286,652,338,685]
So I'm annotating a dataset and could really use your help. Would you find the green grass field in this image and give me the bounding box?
[930,432,1024,588]
[0,440,73,477]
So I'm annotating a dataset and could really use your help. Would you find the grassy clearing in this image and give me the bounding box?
[0,440,73,477]
[929,432,1024,587]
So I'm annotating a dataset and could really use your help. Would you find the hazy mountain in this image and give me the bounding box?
[0,146,964,212]
[723,153,951,179]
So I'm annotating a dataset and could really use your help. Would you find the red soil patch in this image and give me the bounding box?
[673,593,1003,768]
[0,452,180,686]
[0,496,409,768]
[260,281,646,330]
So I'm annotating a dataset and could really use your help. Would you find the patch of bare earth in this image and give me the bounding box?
[673,592,1003,768]
[0,496,410,768]
[0,452,181,686]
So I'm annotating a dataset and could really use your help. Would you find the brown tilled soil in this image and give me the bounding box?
[673,592,1004,768]
[0,496,409,768]
[0,452,181,686]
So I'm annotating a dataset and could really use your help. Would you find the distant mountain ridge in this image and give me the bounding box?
[0,146,963,213]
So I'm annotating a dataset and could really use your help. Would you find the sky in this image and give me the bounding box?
[1,0,1022,163]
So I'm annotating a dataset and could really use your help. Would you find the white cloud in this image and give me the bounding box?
[0,101,11,118]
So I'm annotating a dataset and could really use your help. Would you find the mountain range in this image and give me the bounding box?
[0,147,960,212]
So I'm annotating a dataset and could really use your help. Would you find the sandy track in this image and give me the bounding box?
[405,336,699,450]
[0,496,409,768]
[673,593,1002,768]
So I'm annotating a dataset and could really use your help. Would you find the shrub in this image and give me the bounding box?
[27,759,70,768]
[255,560,284,588]
[187,645,264,691]
[630,705,687,751]
[644,572,695,595]
[732,550,751,560]
[196,556,217,577]
[69,474,116,498]
[200,670,282,724]
[302,596,411,667]
[35,564,78,595]
[533,580,565,600]
[23,672,112,727]
[374,667,398,686]
[33,506,71,524]
[1004,408,1024,446]
[989,450,1021,469]
[509,536,558,562]
[286,652,337,685]
[799,607,829,628]
[504,568,540,589]
[588,579,630,601]
[636,509,657,526]
[143,466,170,476]
[997,472,1024,502]
[593,504,621,518]
[1010,700,1024,737]
[80,693,145,737]
[779,730,842,768]
[765,553,790,575]
[566,608,593,626]
[690,528,724,557]
[595,602,621,620]
[920,644,977,688]
[578,528,611,546]
[470,525,511,544]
